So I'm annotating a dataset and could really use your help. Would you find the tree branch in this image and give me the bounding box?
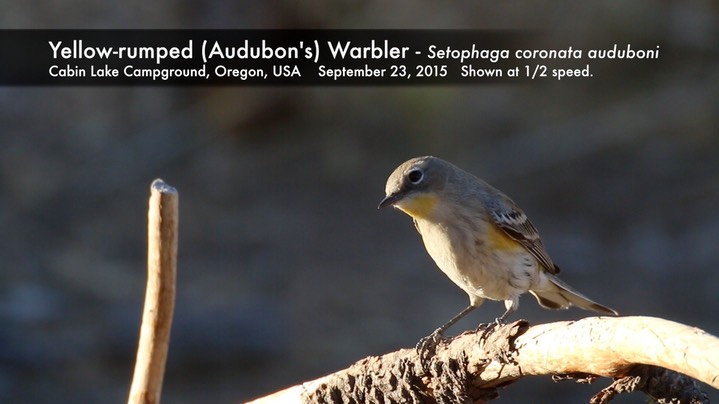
[128,179,179,404]
[247,316,717,403]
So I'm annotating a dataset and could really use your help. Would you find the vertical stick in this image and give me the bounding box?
[128,179,179,404]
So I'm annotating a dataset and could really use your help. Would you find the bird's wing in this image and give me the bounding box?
[489,198,560,274]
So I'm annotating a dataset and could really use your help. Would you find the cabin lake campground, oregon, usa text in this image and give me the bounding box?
[30,33,662,84]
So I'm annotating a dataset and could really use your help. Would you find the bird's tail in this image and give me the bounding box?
[530,275,617,316]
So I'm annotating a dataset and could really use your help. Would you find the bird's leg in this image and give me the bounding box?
[416,305,476,353]
[495,305,515,324]
[477,300,517,337]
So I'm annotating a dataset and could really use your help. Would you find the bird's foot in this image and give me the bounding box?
[415,328,449,364]
[475,317,506,340]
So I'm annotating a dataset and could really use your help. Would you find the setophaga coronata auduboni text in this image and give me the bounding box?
[379,156,617,340]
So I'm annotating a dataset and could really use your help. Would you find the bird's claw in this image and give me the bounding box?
[415,328,448,357]
[475,317,506,340]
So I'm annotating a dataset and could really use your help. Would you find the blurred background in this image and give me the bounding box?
[1,1,718,403]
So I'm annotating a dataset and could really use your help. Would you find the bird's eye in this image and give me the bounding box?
[407,169,424,184]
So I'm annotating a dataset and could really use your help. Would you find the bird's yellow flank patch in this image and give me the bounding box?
[397,193,439,219]
[487,223,524,251]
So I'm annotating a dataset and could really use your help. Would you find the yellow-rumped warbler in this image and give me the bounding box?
[379,156,617,341]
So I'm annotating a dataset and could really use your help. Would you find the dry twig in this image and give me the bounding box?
[128,179,179,404]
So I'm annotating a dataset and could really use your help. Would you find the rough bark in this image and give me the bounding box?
[247,316,717,403]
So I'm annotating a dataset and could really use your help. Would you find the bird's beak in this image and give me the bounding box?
[378,193,401,209]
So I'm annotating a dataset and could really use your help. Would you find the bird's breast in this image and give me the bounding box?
[415,217,537,301]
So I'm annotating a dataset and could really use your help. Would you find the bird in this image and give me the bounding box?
[378,156,617,344]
